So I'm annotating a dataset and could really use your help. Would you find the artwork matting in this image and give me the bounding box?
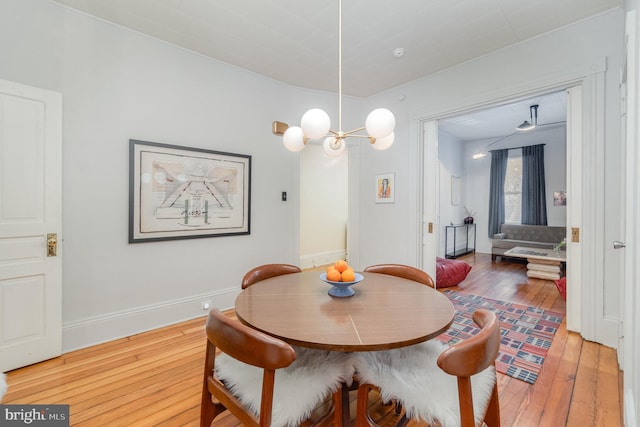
[375,173,395,203]
[129,139,251,243]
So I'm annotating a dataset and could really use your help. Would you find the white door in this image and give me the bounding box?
[0,79,62,372]
[565,85,583,333]
[421,120,438,280]
[622,9,639,425]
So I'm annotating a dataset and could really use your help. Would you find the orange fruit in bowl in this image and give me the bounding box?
[341,268,355,282]
[326,267,342,282]
[335,260,349,273]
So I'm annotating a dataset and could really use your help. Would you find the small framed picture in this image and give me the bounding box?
[553,191,567,206]
[375,173,395,203]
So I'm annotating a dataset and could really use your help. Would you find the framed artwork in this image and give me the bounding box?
[129,139,251,243]
[553,191,567,206]
[451,175,461,206]
[375,173,395,203]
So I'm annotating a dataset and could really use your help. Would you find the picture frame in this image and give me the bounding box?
[375,173,395,203]
[553,191,567,206]
[129,139,251,243]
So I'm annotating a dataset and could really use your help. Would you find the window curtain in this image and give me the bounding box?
[521,144,548,225]
[488,149,508,237]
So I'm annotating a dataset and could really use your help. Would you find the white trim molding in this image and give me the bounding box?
[300,250,347,270]
[62,288,238,352]
[412,57,615,347]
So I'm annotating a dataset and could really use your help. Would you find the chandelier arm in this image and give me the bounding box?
[343,134,371,139]
[342,126,366,136]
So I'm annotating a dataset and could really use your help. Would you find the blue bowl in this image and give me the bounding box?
[320,272,364,297]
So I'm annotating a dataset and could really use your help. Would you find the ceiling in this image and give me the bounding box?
[51,0,619,140]
[439,90,568,141]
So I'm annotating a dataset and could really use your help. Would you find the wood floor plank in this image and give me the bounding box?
[593,345,622,426]
[566,340,599,426]
[506,320,571,426]
[1,253,622,427]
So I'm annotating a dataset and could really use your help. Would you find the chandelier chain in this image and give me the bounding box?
[338,0,343,135]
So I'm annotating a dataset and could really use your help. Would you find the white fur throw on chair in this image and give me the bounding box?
[0,373,7,402]
[215,347,354,427]
[353,341,496,427]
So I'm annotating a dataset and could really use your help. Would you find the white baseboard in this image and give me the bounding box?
[300,250,346,270]
[62,288,238,352]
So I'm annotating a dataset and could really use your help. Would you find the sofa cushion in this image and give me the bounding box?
[491,224,567,260]
[499,224,566,243]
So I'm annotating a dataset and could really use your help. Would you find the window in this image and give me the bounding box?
[504,150,522,224]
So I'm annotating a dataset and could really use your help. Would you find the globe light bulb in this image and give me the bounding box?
[371,132,394,150]
[323,137,345,157]
[282,126,306,152]
[301,109,331,140]
[365,108,395,139]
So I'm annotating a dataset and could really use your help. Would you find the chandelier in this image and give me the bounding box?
[273,0,396,157]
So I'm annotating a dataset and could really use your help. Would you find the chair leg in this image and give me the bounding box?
[483,383,501,427]
[393,400,403,415]
[199,397,227,427]
[356,383,378,427]
[335,384,347,427]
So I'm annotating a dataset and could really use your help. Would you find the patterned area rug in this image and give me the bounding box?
[437,290,564,384]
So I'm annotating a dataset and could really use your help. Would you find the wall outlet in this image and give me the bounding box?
[200,300,212,310]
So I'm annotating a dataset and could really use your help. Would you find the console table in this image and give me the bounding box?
[445,224,476,259]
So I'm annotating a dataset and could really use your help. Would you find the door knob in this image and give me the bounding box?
[613,240,626,249]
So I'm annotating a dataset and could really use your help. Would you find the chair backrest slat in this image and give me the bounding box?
[201,309,296,427]
[363,263,435,288]
[437,309,501,427]
[437,309,500,377]
[241,263,302,289]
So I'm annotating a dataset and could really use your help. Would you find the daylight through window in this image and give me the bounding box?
[504,150,522,224]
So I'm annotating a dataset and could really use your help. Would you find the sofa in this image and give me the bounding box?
[492,224,566,261]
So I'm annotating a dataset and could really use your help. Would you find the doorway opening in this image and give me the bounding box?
[437,90,568,258]
[299,144,349,269]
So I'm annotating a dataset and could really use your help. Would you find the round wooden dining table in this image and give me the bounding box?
[234,270,455,352]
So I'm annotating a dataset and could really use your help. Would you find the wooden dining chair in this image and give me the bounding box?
[241,263,302,289]
[362,263,436,415]
[363,264,435,288]
[201,309,353,427]
[354,309,501,427]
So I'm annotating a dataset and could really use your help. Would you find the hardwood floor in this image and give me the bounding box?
[2,254,622,426]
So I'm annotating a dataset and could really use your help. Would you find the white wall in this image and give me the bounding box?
[359,9,622,266]
[464,125,567,253]
[437,131,466,257]
[0,0,626,352]
[0,0,364,351]
[358,9,624,324]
